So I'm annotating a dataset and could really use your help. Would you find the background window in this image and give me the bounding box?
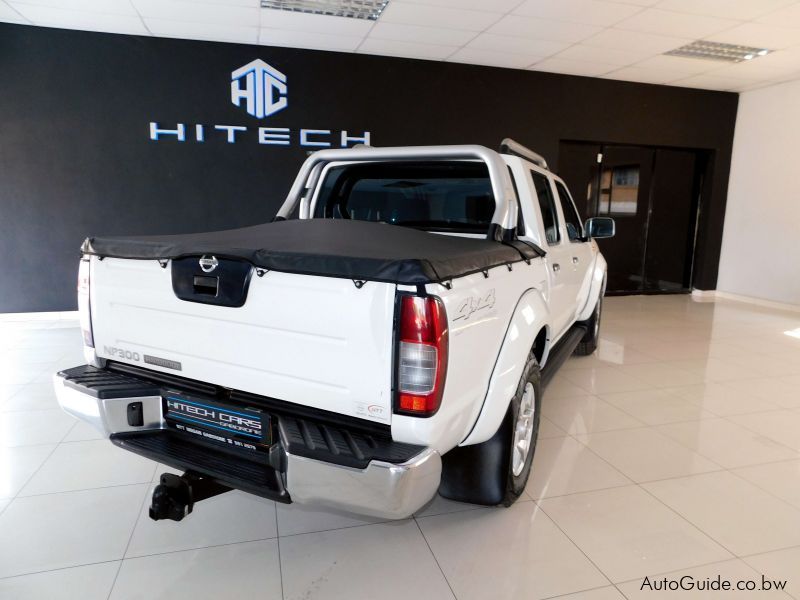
[555,181,584,242]
[531,171,560,244]
[598,165,639,215]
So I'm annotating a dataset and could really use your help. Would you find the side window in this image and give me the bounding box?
[554,181,584,242]
[531,171,560,245]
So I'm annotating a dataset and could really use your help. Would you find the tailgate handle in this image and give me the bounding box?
[193,275,219,296]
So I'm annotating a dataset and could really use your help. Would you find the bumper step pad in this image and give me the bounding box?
[111,429,290,503]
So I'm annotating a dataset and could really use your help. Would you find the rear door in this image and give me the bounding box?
[526,168,575,340]
[553,177,594,320]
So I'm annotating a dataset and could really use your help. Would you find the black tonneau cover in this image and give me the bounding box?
[81,219,543,285]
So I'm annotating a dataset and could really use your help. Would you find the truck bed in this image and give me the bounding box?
[81,219,543,285]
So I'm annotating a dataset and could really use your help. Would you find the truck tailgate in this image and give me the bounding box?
[90,257,396,424]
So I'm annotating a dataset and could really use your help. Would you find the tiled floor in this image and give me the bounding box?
[1,295,799,599]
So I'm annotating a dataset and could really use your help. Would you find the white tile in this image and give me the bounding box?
[728,410,800,451]
[727,376,800,409]
[635,54,720,75]
[539,416,568,438]
[259,28,362,52]
[448,47,538,69]
[277,502,385,536]
[280,520,454,600]
[0,498,9,513]
[540,485,731,583]
[514,0,643,27]
[0,409,75,447]
[8,3,148,34]
[258,8,372,36]
[145,19,258,44]
[656,418,799,468]
[546,374,592,399]
[666,382,782,416]
[614,362,706,387]
[599,389,716,425]
[8,0,138,15]
[19,439,157,496]
[616,558,771,598]
[557,588,627,600]
[615,8,739,39]
[1,382,59,412]
[743,547,800,599]
[644,471,800,556]
[489,14,603,44]
[757,2,800,27]
[604,65,687,84]
[585,28,694,54]
[393,0,521,11]
[526,436,631,499]
[575,427,721,482]
[707,22,800,49]
[0,485,147,578]
[531,58,618,77]
[132,0,258,26]
[111,540,282,600]
[0,561,121,600]
[659,0,794,21]
[61,419,105,441]
[418,502,609,600]
[542,394,644,434]
[370,22,475,46]
[379,1,501,32]
[0,444,55,499]
[357,38,456,61]
[0,1,27,22]
[126,489,276,557]
[732,459,800,510]
[467,33,568,58]
[555,44,655,67]
[563,367,652,395]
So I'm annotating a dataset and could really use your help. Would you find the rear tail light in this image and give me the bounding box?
[395,295,448,416]
[77,258,94,348]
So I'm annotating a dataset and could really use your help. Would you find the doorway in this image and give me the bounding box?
[558,141,707,294]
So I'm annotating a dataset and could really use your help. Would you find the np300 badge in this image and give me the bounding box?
[198,255,218,273]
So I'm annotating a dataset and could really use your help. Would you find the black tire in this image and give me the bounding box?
[501,353,542,506]
[574,293,603,356]
[438,353,541,507]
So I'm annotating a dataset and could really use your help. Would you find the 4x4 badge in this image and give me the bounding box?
[199,255,218,273]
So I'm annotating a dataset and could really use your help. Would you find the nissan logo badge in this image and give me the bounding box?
[199,255,219,273]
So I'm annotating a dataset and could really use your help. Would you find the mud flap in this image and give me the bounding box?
[438,406,513,505]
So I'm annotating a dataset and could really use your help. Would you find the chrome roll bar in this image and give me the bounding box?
[275,144,519,240]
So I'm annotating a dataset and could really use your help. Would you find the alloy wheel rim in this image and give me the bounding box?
[512,382,535,477]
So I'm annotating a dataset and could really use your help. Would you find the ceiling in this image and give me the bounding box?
[3,0,800,92]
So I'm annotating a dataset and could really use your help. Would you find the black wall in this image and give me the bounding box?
[0,23,738,312]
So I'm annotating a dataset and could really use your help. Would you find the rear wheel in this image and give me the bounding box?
[438,353,541,507]
[502,353,542,506]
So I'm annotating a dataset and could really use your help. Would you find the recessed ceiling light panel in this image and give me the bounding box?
[260,0,389,20]
[666,40,772,63]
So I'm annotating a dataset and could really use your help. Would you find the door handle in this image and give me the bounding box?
[553,263,560,272]
[572,257,579,264]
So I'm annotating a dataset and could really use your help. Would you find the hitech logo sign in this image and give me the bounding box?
[231,59,287,119]
[149,58,370,148]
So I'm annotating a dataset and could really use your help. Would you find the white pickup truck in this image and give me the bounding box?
[54,140,613,521]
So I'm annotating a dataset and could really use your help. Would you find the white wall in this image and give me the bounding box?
[717,79,800,307]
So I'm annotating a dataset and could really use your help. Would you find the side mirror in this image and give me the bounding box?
[586,217,615,239]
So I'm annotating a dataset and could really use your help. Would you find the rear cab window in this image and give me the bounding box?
[313,161,495,234]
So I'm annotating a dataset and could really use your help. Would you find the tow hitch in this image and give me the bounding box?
[149,471,232,522]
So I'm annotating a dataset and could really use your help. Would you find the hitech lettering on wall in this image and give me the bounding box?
[149,58,371,148]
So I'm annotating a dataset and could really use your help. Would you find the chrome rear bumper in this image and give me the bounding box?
[53,372,440,519]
